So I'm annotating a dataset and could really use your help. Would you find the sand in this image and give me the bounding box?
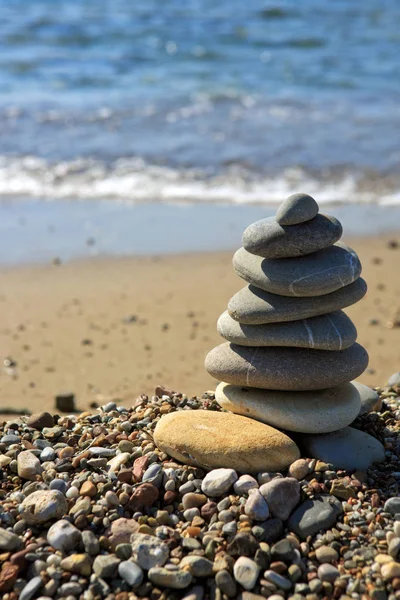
[0,235,399,415]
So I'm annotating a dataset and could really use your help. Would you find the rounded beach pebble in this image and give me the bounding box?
[228,278,367,324]
[205,342,368,391]
[233,243,362,297]
[276,192,319,225]
[154,410,300,472]
[352,381,380,415]
[215,382,362,433]
[242,213,342,259]
[217,309,357,350]
[299,426,385,470]
[287,495,343,539]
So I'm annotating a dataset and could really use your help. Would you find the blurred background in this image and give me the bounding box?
[0,1,399,414]
[1,0,400,261]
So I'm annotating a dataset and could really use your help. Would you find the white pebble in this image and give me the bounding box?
[66,486,79,499]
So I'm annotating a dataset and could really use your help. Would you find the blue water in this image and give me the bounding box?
[1,0,400,204]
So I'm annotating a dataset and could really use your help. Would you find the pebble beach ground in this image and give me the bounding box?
[1,377,400,600]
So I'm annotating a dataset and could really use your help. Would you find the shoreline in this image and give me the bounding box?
[1,199,400,265]
[0,232,399,416]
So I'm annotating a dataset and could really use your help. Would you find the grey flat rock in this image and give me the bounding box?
[276,193,319,225]
[351,381,380,415]
[287,495,342,539]
[216,382,362,434]
[233,243,362,297]
[299,426,385,470]
[228,279,367,324]
[243,214,342,259]
[205,342,369,391]
[217,310,357,350]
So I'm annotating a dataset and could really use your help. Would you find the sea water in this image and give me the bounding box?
[1,1,400,261]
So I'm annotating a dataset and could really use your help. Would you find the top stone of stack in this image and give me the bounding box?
[242,193,343,260]
[276,192,319,225]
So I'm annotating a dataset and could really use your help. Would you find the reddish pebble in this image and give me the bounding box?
[201,501,218,522]
[128,483,159,511]
[10,550,28,570]
[133,456,149,481]
[118,468,133,484]
[0,562,19,593]
[270,561,287,574]
[163,490,177,505]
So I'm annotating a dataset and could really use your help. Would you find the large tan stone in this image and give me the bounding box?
[215,382,361,434]
[205,342,368,391]
[154,410,300,473]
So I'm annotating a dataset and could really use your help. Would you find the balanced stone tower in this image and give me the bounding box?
[205,193,385,470]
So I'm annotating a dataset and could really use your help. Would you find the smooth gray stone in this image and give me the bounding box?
[205,342,368,391]
[216,382,362,434]
[384,497,400,515]
[233,243,362,297]
[388,372,400,387]
[243,214,342,259]
[19,577,43,600]
[299,426,385,470]
[287,495,342,539]
[228,279,367,324]
[276,193,319,225]
[352,381,380,415]
[217,310,356,350]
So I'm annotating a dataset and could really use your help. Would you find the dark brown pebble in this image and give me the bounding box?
[201,501,218,522]
[163,490,178,505]
[128,483,159,512]
[26,412,54,430]
[118,468,133,484]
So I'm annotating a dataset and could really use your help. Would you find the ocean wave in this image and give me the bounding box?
[0,155,399,206]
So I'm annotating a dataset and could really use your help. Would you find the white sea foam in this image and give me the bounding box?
[0,155,398,206]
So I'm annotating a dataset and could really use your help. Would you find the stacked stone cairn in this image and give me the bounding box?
[203,193,385,471]
[155,193,385,473]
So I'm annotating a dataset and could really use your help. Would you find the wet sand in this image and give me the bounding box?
[0,235,399,415]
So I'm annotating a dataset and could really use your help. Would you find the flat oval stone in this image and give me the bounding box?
[276,193,319,225]
[215,382,362,433]
[299,426,385,470]
[217,310,357,350]
[287,495,342,539]
[233,244,362,297]
[228,279,367,324]
[243,214,342,259]
[205,342,368,391]
[154,410,300,473]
